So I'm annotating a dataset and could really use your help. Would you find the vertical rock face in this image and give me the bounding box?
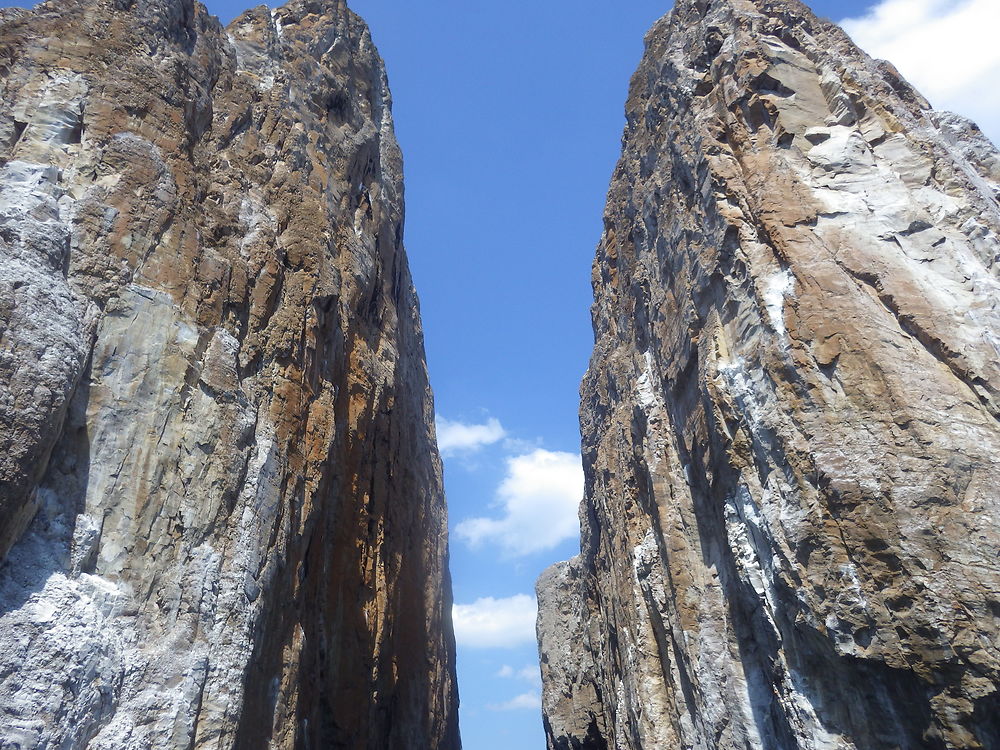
[538,1,1000,748]
[0,0,460,747]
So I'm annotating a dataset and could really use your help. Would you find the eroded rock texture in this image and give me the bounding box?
[0,0,460,747]
[538,0,1000,748]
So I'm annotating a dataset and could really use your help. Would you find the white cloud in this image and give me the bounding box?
[435,416,506,456]
[840,0,1000,144]
[501,435,544,453]
[455,449,583,557]
[488,691,542,712]
[498,664,542,686]
[452,594,537,649]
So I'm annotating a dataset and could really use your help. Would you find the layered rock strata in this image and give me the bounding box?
[538,0,1000,748]
[0,0,460,747]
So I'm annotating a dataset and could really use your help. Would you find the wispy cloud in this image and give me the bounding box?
[455,449,583,557]
[840,0,1000,144]
[488,691,542,712]
[452,594,537,649]
[435,415,506,456]
[501,435,544,454]
[497,664,542,686]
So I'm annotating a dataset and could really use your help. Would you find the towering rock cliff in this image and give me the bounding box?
[538,1,1000,748]
[0,0,460,747]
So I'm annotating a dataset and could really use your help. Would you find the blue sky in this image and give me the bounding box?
[4,0,997,746]
[339,1,996,747]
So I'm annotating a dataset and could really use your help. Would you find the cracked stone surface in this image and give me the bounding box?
[0,0,460,747]
[537,0,1000,748]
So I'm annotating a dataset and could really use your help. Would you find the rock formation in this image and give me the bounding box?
[538,0,1000,748]
[0,0,460,747]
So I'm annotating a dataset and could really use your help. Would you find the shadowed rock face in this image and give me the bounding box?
[538,1,1000,748]
[0,0,460,747]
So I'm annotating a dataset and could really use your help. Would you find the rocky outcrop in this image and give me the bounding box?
[0,0,460,747]
[538,1,1000,748]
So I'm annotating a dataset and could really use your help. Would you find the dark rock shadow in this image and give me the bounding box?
[0,362,92,617]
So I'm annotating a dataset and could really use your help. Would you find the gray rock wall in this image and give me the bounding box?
[538,1,1000,748]
[0,0,461,747]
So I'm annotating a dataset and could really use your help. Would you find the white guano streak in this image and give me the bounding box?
[764,268,795,342]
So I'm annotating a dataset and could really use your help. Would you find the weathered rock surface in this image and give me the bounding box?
[0,0,460,747]
[538,0,1000,748]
